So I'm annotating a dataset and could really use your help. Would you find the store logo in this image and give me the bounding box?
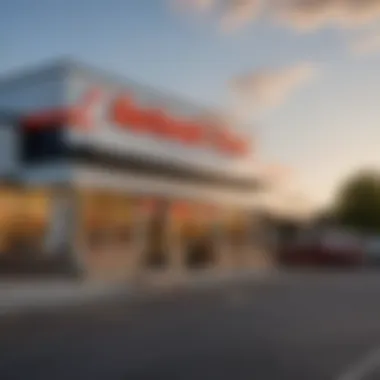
[22,87,249,157]
[109,93,249,156]
[22,88,103,130]
[70,88,103,129]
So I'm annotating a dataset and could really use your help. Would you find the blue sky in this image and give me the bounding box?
[2,0,380,207]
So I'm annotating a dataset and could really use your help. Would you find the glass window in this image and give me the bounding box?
[0,188,51,255]
[20,123,68,163]
[79,190,133,251]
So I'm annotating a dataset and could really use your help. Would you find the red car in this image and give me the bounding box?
[279,230,364,268]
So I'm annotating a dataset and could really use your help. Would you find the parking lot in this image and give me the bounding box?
[1,271,380,379]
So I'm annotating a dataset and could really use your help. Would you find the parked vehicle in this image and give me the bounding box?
[278,229,364,268]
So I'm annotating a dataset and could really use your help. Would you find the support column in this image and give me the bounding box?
[129,201,149,278]
[44,188,84,276]
[165,202,185,275]
[213,210,231,270]
[248,213,275,268]
[241,214,254,267]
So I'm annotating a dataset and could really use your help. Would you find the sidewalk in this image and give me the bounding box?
[0,280,129,316]
[0,268,276,316]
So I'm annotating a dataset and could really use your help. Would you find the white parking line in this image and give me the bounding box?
[336,347,380,380]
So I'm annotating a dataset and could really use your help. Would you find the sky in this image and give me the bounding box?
[1,0,380,208]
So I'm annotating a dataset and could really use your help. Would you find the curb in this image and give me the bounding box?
[0,269,276,316]
[0,283,128,316]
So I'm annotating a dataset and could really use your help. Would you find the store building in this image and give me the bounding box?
[0,59,270,281]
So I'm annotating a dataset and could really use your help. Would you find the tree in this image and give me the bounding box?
[333,170,380,233]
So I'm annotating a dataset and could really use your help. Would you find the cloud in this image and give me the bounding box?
[230,62,318,113]
[275,0,380,31]
[220,0,263,32]
[349,29,380,56]
[173,0,380,32]
[172,0,263,30]
[188,0,216,11]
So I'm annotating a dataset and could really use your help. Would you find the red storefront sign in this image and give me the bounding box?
[109,94,249,156]
[170,202,220,221]
[21,88,250,157]
[22,88,104,131]
[138,198,159,215]
[170,202,193,220]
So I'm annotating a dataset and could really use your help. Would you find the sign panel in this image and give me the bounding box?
[10,63,257,180]
[22,87,249,158]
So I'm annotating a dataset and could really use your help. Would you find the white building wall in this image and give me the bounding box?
[0,62,73,184]
[73,166,264,209]
[65,62,259,182]
[0,61,262,203]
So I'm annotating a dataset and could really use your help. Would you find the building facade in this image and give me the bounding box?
[0,60,271,281]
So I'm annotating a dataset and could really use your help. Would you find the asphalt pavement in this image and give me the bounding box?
[1,271,380,379]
